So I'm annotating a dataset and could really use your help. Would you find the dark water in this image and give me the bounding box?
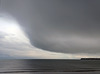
[0,59,100,74]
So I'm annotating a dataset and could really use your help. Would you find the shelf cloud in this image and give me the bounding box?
[1,0,100,54]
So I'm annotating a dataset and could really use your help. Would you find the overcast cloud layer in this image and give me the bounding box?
[1,0,100,54]
[0,16,99,59]
[0,16,82,59]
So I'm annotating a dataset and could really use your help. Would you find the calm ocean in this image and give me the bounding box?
[0,59,100,74]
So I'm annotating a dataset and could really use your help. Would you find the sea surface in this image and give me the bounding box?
[0,59,100,74]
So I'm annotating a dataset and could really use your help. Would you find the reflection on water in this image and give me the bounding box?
[0,60,100,74]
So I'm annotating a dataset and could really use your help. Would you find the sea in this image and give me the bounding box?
[0,59,100,74]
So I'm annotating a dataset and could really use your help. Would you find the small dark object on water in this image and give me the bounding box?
[81,58,100,60]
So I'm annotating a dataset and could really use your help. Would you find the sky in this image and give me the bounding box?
[0,0,100,59]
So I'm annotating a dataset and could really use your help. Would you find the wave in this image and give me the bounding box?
[0,69,100,73]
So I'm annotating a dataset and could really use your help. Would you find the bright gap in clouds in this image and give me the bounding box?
[0,17,20,34]
[0,15,29,43]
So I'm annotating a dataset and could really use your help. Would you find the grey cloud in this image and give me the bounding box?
[0,31,8,38]
[1,0,100,53]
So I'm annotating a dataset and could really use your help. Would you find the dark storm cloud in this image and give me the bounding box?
[2,0,100,53]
